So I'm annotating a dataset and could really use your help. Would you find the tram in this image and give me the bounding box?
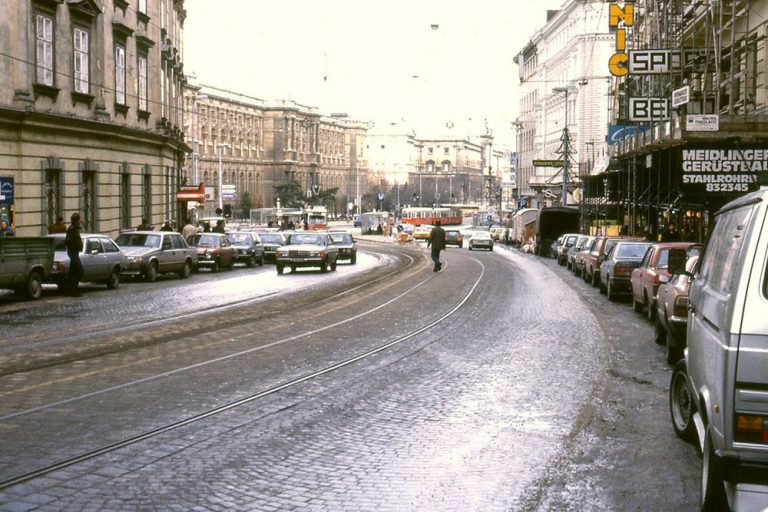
[399,206,462,226]
[304,206,329,230]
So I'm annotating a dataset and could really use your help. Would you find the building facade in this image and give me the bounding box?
[0,0,188,235]
[184,86,369,218]
[585,0,768,241]
[514,0,614,210]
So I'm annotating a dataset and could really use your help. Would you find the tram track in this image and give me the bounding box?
[0,251,485,491]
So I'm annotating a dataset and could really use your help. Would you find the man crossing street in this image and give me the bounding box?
[427,220,446,272]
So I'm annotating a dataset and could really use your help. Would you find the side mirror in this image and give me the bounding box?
[668,248,687,275]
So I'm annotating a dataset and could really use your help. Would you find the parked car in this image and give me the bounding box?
[47,233,126,291]
[444,229,464,248]
[114,231,196,282]
[329,232,357,264]
[668,189,768,510]
[599,240,652,301]
[549,234,565,259]
[566,235,590,271]
[186,233,237,272]
[572,235,596,276]
[227,231,265,267]
[468,231,494,251]
[413,225,433,241]
[584,237,627,287]
[275,232,339,274]
[654,254,698,364]
[259,232,287,262]
[557,233,579,266]
[630,242,702,320]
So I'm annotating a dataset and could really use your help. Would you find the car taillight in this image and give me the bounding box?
[614,263,631,277]
[736,414,768,444]
[673,297,688,317]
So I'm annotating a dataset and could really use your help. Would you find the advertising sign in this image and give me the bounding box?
[681,148,766,195]
[628,49,708,75]
[672,86,690,108]
[532,159,562,168]
[629,98,670,121]
[686,114,719,132]
[607,125,643,145]
[0,177,13,205]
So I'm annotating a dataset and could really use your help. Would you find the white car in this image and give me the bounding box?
[47,233,126,290]
[468,231,494,251]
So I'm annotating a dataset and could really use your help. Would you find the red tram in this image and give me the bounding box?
[400,207,462,226]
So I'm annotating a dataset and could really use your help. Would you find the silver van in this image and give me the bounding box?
[669,189,768,511]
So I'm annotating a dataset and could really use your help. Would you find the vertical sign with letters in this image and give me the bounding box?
[608,1,635,77]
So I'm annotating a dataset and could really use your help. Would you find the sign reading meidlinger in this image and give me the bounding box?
[681,149,766,194]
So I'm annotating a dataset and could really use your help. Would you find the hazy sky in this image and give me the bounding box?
[183,0,565,148]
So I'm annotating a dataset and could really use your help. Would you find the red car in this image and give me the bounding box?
[654,254,698,364]
[630,242,702,321]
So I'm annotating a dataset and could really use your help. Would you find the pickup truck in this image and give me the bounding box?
[0,237,55,299]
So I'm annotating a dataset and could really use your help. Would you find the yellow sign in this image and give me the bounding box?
[608,1,635,77]
[532,160,563,168]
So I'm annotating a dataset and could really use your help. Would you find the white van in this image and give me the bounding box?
[669,189,768,511]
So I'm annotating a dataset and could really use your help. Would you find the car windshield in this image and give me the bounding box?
[260,234,284,244]
[288,234,325,245]
[330,234,353,244]
[446,231,460,237]
[188,234,219,247]
[115,233,161,248]
[473,232,491,239]
[227,233,252,244]
[617,243,649,258]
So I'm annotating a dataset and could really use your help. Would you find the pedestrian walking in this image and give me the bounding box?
[0,219,15,236]
[65,213,84,296]
[137,217,152,230]
[181,218,197,238]
[660,222,681,242]
[427,220,446,272]
[48,216,67,234]
[160,219,174,232]
[213,219,226,233]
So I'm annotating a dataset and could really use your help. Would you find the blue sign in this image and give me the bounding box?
[0,177,14,205]
[607,124,645,145]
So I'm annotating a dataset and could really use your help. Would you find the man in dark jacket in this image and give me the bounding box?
[65,212,84,296]
[427,220,447,272]
[660,222,681,242]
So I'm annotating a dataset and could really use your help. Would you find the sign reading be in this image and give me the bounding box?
[629,98,670,122]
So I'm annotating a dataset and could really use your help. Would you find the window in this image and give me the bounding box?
[142,167,152,222]
[73,27,89,93]
[115,44,126,104]
[120,169,131,230]
[138,54,148,111]
[44,168,61,228]
[138,0,147,14]
[36,14,54,86]
[698,205,755,295]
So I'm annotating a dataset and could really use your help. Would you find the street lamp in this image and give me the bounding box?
[552,86,576,207]
[217,142,230,211]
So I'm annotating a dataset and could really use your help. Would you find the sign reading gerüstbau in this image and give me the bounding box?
[681,149,766,194]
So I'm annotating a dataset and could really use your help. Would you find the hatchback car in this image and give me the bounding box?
[468,231,493,251]
[275,232,339,274]
[599,241,653,301]
[444,229,464,248]
[329,232,357,264]
[115,231,197,282]
[186,233,237,272]
[47,233,126,291]
[566,235,589,271]
[655,254,698,364]
[227,231,265,267]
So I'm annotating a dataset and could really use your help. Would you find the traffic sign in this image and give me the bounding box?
[377,192,385,201]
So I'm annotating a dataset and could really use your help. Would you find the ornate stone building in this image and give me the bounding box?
[184,86,369,217]
[0,0,188,235]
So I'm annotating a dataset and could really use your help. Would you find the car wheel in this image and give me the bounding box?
[291,265,297,273]
[23,270,43,300]
[321,260,328,273]
[669,360,696,442]
[583,269,590,283]
[350,254,357,264]
[211,260,220,273]
[469,246,473,251]
[145,262,158,282]
[227,257,235,271]
[654,316,666,345]
[331,260,337,271]
[666,327,683,364]
[179,260,192,279]
[276,264,284,275]
[490,246,493,251]
[646,295,656,322]
[702,427,728,512]
[607,281,616,301]
[592,271,599,288]
[599,276,606,294]
[247,255,256,267]
[106,269,120,290]
[633,295,643,313]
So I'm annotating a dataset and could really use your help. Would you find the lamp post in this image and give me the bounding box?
[552,86,575,207]
[217,142,230,211]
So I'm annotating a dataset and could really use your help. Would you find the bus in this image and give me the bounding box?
[304,206,328,230]
[400,207,462,226]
